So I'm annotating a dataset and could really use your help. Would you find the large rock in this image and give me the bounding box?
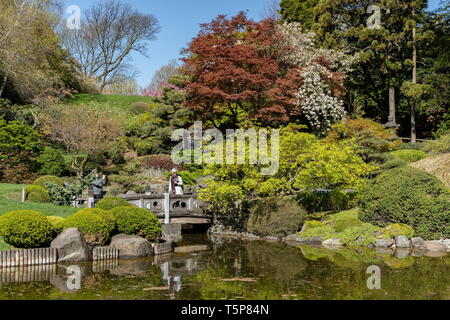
[411,237,425,248]
[304,236,324,244]
[110,234,153,258]
[394,235,411,248]
[322,239,342,247]
[375,238,394,248]
[51,228,91,263]
[421,241,447,252]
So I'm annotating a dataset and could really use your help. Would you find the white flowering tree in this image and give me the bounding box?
[278,22,355,131]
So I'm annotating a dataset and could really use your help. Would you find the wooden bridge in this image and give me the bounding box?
[88,192,212,225]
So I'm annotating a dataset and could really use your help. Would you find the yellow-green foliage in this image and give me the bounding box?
[324,209,363,232]
[326,118,402,159]
[198,181,245,214]
[25,185,51,203]
[64,209,115,246]
[47,216,66,234]
[376,223,415,239]
[199,124,375,212]
[339,223,381,247]
[299,221,336,240]
[391,150,428,163]
[110,206,161,242]
[0,210,54,248]
[95,197,132,210]
[299,208,382,247]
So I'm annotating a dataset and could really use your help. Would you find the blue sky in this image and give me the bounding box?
[62,0,444,89]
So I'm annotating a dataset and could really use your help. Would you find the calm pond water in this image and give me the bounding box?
[0,234,448,300]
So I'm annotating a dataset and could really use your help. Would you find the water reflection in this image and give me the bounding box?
[0,235,448,300]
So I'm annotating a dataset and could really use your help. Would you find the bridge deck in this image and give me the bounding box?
[116,193,212,224]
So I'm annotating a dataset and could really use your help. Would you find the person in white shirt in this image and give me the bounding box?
[168,168,184,195]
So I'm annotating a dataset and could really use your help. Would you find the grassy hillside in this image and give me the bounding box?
[63,94,155,114]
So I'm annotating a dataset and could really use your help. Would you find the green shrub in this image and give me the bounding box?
[0,210,54,248]
[37,147,65,176]
[47,216,66,234]
[358,166,450,240]
[391,150,428,163]
[246,197,307,237]
[376,223,415,239]
[64,209,114,246]
[33,175,64,189]
[339,223,381,247]
[110,207,162,242]
[96,197,132,211]
[108,140,127,165]
[134,138,158,156]
[298,220,335,240]
[26,185,51,203]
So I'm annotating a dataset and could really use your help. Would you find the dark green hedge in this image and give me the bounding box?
[358,166,450,240]
[247,197,307,237]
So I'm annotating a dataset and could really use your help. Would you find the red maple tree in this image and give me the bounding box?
[181,12,303,129]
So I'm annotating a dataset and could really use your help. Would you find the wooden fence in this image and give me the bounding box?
[0,248,57,268]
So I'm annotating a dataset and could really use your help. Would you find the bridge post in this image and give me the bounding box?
[87,191,95,209]
[164,193,170,224]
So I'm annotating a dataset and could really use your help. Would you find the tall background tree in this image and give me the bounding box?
[279,0,439,139]
[62,0,160,90]
[0,0,84,103]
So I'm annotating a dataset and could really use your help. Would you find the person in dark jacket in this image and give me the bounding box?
[92,173,107,200]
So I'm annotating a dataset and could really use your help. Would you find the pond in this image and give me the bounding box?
[0,234,448,300]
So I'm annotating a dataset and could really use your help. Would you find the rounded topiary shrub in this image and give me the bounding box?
[96,197,132,211]
[33,175,64,189]
[110,207,162,242]
[47,216,66,234]
[246,197,307,237]
[64,209,113,246]
[26,185,51,203]
[0,210,54,248]
[391,150,428,163]
[358,166,450,240]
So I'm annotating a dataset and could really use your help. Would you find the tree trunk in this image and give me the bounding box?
[0,75,7,98]
[72,156,88,177]
[388,86,396,125]
[411,14,417,144]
